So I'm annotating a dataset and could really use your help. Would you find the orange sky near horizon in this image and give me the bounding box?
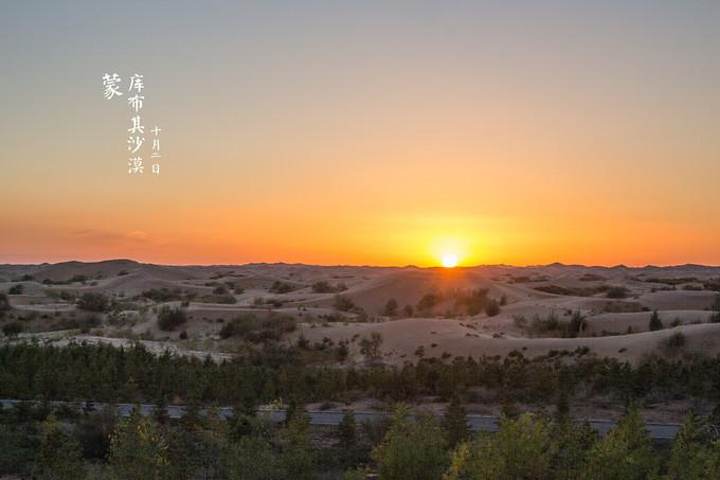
[1,2,719,268]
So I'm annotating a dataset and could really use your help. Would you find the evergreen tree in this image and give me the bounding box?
[382,298,399,317]
[373,405,448,480]
[648,310,663,331]
[108,408,173,480]
[338,409,357,449]
[282,412,315,480]
[153,393,170,425]
[443,397,471,448]
[583,407,657,480]
[33,414,85,480]
[467,413,553,479]
[550,419,597,480]
[666,412,716,480]
[223,435,281,480]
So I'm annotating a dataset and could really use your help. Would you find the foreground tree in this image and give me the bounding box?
[281,411,315,480]
[583,407,656,480]
[451,413,553,479]
[108,409,174,480]
[550,418,597,480]
[223,434,281,480]
[33,414,85,480]
[373,405,448,480]
[443,397,471,448]
[338,409,357,449]
[666,412,719,480]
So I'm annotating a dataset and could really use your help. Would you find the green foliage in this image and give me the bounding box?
[108,409,173,480]
[270,281,296,294]
[141,288,187,303]
[455,413,553,479]
[550,419,597,480]
[33,414,86,480]
[648,310,663,331]
[0,421,39,476]
[382,298,399,317]
[223,434,281,480]
[0,293,10,317]
[663,332,686,352]
[359,331,383,361]
[2,321,23,338]
[281,412,315,480]
[417,292,441,314]
[334,294,356,312]
[311,281,347,293]
[76,292,109,312]
[606,286,630,299]
[443,397,470,448]
[157,306,188,331]
[583,407,657,480]
[338,409,357,449]
[374,406,449,480]
[484,299,501,317]
[525,311,587,338]
[57,314,101,333]
[666,412,719,480]
[8,284,24,295]
[219,314,296,342]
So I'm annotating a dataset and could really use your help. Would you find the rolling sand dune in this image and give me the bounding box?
[2,260,719,365]
[297,318,720,364]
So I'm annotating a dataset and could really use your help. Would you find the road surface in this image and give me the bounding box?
[0,399,682,440]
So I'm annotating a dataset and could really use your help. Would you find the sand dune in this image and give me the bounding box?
[2,260,719,364]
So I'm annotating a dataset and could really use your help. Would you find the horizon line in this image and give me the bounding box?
[2,257,720,271]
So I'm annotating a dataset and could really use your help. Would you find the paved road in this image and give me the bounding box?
[0,399,682,440]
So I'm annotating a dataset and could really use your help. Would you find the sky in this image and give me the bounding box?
[1,1,719,267]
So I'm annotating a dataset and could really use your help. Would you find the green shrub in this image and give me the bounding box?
[76,292,109,312]
[485,299,501,317]
[312,281,347,293]
[606,286,629,299]
[270,281,296,294]
[334,295,356,312]
[2,322,23,338]
[648,310,663,331]
[157,306,187,331]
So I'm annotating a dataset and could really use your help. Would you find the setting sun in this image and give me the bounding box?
[441,254,458,268]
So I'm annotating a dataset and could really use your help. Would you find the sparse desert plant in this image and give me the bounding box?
[662,332,686,352]
[513,314,528,328]
[157,306,187,331]
[0,293,10,318]
[485,299,501,317]
[141,287,185,303]
[334,294,356,312]
[382,298,398,317]
[416,292,441,314]
[2,321,23,338]
[311,281,347,293]
[76,292,109,312]
[8,284,24,295]
[359,332,383,361]
[606,286,629,299]
[269,281,296,294]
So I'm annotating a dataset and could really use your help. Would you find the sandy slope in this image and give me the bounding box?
[2,260,719,363]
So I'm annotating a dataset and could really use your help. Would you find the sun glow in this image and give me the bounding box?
[441,254,458,268]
